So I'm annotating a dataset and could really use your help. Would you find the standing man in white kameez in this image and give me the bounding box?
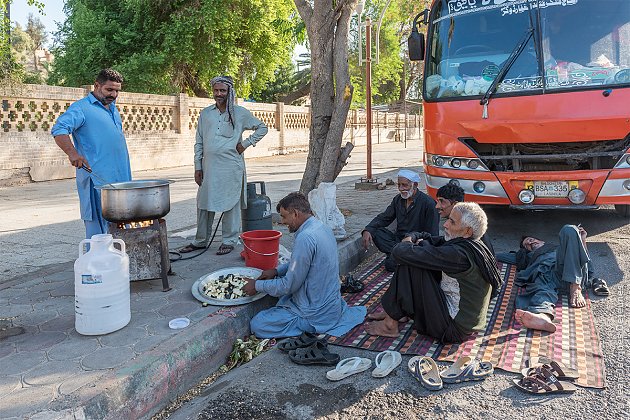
[179,76,268,255]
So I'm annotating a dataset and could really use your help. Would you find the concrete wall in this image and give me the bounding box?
[0,84,420,183]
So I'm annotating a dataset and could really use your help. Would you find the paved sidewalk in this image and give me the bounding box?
[0,140,423,419]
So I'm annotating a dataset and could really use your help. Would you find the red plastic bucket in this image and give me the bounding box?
[240,230,283,270]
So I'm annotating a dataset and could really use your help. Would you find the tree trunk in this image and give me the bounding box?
[295,0,358,194]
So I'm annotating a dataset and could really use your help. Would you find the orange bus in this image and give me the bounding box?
[408,0,630,217]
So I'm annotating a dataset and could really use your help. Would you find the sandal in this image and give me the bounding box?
[523,359,579,381]
[591,278,610,297]
[372,350,402,378]
[340,274,364,294]
[277,332,325,352]
[408,356,443,391]
[216,244,234,255]
[513,367,577,394]
[288,341,340,366]
[179,243,206,253]
[440,356,494,383]
[326,357,372,381]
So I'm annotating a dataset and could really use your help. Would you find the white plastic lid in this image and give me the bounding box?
[168,317,190,329]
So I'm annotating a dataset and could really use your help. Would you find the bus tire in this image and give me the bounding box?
[614,204,630,218]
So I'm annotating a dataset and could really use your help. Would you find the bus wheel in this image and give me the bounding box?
[614,204,630,218]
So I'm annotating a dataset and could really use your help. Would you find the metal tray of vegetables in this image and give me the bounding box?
[191,267,266,306]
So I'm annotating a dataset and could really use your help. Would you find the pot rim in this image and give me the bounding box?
[95,179,173,190]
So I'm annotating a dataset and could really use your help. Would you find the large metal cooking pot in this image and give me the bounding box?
[97,180,172,222]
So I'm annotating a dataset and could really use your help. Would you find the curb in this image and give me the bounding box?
[44,297,275,419]
[33,231,372,419]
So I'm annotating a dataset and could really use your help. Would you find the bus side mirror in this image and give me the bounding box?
[408,31,425,61]
[408,10,428,61]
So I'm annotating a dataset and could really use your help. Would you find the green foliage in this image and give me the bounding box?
[49,0,299,97]
[349,0,429,107]
[0,0,44,82]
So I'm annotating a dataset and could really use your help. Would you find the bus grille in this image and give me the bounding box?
[460,136,630,172]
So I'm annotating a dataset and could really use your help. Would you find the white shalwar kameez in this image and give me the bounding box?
[192,104,268,247]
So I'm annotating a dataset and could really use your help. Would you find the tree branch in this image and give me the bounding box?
[294,0,313,28]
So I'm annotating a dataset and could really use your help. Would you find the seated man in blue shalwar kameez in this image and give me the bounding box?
[245,192,366,338]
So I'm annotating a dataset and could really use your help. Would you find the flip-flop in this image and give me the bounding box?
[523,358,579,381]
[326,357,372,381]
[591,278,610,297]
[216,244,234,255]
[372,350,402,378]
[288,341,340,366]
[179,243,205,253]
[277,332,325,352]
[408,356,443,391]
[513,367,577,395]
[440,356,494,383]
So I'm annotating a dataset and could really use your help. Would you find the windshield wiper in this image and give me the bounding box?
[480,27,534,119]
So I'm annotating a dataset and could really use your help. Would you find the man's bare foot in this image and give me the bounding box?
[569,283,586,308]
[364,318,399,338]
[367,311,409,323]
[515,309,556,333]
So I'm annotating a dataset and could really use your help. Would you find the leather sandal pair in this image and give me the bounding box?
[513,357,578,395]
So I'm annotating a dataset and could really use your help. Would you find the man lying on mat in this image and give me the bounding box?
[244,192,366,338]
[498,225,608,333]
[365,202,502,344]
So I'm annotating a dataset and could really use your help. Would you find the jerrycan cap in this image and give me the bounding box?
[168,317,190,329]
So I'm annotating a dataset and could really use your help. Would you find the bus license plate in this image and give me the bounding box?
[525,181,575,197]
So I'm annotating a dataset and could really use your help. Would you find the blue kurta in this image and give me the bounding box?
[251,217,366,338]
[51,93,132,222]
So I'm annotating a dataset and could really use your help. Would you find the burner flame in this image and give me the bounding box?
[117,220,155,230]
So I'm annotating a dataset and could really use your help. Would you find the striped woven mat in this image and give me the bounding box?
[328,257,605,388]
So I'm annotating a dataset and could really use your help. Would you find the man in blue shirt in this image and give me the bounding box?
[51,69,132,238]
[244,192,366,338]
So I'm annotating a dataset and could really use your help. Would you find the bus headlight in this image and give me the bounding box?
[627,155,630,165]
[450,158,462,168]
[623,179,630,191]
[519,189,535,204]
[433,156,445,166]
[568,188,586,204]
[473,181,486,193]
[449,179,460,186]
[466,160,480,169]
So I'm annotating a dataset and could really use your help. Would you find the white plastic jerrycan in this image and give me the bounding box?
[74,234,131,335]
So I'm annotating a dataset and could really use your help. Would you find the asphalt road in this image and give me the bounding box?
[166,206,629,420]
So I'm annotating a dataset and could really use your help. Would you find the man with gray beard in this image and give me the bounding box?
[365,202,501,343]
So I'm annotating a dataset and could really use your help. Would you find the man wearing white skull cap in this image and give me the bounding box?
[362,169,440,271]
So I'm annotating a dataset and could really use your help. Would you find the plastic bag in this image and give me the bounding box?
[278,245,292,265]
[308,182,346,239]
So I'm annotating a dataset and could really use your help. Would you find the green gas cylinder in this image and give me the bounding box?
[242,181,272,231]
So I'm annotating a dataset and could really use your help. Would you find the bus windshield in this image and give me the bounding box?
[424,0,630,100]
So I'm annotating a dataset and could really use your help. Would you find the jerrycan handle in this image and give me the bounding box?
[112,239,126,255]
[79,239,90,256]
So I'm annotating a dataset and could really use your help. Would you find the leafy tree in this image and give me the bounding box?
[0,0,44,82]
[349,0,429,107]
[49,0,299,98]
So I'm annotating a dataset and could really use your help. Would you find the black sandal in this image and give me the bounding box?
[179,243,205,253]
[591,278,610,297]
[288,341,340,366]
[340,274,364,294]
[277,332,324,352]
